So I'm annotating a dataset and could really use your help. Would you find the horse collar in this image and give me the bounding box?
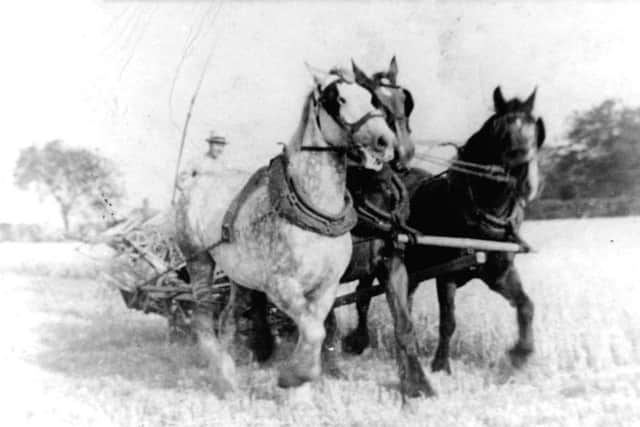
[452,173,522,238]
[268,154,357,237]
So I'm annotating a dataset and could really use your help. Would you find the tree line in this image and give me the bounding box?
[540,99,640,201]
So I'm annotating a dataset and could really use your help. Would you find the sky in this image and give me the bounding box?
[3,0,640,227]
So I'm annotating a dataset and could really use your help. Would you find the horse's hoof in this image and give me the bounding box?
[402,356,437,398]
[403,380,437,399]
[168,328,197,345]
[277,362,320,388]
[250,335,275,364]
[508,344,533,368]
[431,357,452,375]
[322,359,346,379]
[254,345,274,364]
[342,331,369,355]
[277,369,312,388]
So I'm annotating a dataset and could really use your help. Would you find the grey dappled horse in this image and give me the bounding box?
[180,64,398,391]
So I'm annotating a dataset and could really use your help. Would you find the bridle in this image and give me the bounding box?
[300,77,386,153]
[374,81,414,123]
[491,111,540,186]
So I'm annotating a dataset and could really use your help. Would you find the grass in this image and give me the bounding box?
[2,216,640,426]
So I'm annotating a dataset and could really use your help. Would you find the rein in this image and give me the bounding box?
[414,152,515,184]
[415,110,539,185]
[300,108,384,153]
[373,81,412,124]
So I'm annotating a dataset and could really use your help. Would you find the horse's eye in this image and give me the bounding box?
[338,96,346,104]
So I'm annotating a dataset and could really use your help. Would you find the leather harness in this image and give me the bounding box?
[221,153,358,242]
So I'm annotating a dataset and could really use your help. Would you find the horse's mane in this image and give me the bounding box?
[286,69,353,153]
[458,116,498,165]
[287,91,314,152]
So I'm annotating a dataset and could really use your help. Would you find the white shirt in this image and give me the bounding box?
[177,152,231,192]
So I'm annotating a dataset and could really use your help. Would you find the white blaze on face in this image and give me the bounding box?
[520,122,537,149]
[378,86,392,97]
[332,82,396,169]
[526,156,540,201]
[334,82,375,124]
[377,77,392,97]
[508,120,541,201]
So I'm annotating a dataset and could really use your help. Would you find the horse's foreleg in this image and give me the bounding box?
[322,309,345,378]
[406,274,421,315]
[486,266,534,367]
[342,275,375,355]
[271,277,337,388]
[431,277,457,374]
[381,255,435,398]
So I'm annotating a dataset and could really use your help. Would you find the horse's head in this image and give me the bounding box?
[462,86,546,202]
[352,57,415,169]
[306,64,397,171]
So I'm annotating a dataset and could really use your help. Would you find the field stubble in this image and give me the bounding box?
[1,217,640,426]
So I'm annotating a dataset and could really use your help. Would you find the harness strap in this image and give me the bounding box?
[448,172,524,240]
[221,165,268,242]
[350,167,410,237]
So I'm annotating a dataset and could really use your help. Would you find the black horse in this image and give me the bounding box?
[343,87,546,374]
[244,58,435,398]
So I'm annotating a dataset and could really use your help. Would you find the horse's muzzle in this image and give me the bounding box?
[504,148,534,167]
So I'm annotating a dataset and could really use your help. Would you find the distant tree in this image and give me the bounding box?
[542,99,640,199]
[14,140,124,233]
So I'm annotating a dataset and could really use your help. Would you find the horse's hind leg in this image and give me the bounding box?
[322,309,345,378]
[168,301,197,344]
[243,289,275,363]
[431,276,457,374]
[167,267,197,344]
[270,276,337,388]
[342,275,374,355]
[486,265,534,368]
[191,298,237,394]
[381,255,435,398]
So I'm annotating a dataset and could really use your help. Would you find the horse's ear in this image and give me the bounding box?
[305,62,329,87]
[536,117,546,148]
[388,56,398,84]
[352,59,373,90]
[493,86,506,113]
[524,87,537,113]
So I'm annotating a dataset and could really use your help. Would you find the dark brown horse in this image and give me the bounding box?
[343,87,545,374]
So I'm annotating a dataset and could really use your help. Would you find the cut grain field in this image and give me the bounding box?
[2,217,640,426]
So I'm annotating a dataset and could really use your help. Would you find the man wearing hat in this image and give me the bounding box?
[178,131,229,189]
[205,131,228,161]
